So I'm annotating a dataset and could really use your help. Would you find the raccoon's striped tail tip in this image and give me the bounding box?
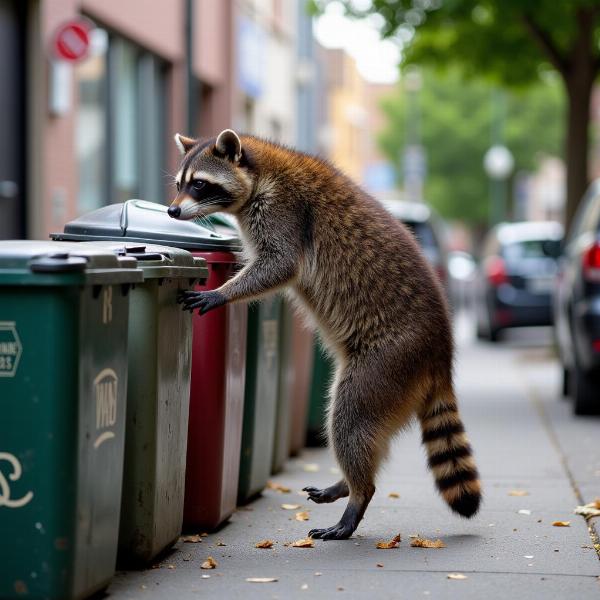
[447,487,481,518]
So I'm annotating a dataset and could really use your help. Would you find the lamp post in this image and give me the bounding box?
[483,144,514,225]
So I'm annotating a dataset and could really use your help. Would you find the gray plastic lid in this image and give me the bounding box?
[0,240,143,285]
[52,199,242,252]
[71,241,209,281]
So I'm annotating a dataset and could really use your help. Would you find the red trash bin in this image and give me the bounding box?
[184,252,247,529]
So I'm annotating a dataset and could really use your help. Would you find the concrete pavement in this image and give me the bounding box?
[108,319,600,599]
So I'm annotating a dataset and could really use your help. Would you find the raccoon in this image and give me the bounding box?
[170,129,481,540]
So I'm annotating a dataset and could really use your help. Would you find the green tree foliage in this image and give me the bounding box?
[378,69,564,225]
[309,0,600,226]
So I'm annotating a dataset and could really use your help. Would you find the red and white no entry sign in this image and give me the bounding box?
[52,20,91,62]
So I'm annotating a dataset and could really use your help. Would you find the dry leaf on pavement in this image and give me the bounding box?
[255,540,274,549]
[281,503,301,510]
[574,501,600,519]
[388,492,400,499]
[291,537,315,548]
[552,521,570,527]
[303,463,320,472]
[181,534,202,543]
[201,557,217,570]
[246,577,278,583]
[376,534,401,549]
[296,511,310,521]
[410,537,446,549]
[447,573,468,580]
[266,481,291,493]
[508,490,529,496]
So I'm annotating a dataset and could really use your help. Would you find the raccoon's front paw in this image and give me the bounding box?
[177,290,227,315]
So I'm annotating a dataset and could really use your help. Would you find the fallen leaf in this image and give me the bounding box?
[167,564,176,570]
[201,557,217,570]
[518,509,531,515]
[266,481,291,493]
[552,521,570,527]
[181,534,202,543]
[216,541,227,546]
[303,463,320,472]
[410,537,446,549]
[291,537,315,548]
[255,539,274,549]
[508,490,529,497]
[246,577,278,583]
[447,573,468,580]
[201,574,211,579]
[200,532,208,537]
[376,563,384,568]
[281,503,301,510]
[574,501,600,519]
[376,533,401,549]
[296,511,310,521]
[388,492,400,499]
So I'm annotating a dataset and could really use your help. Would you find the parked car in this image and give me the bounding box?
[554,181,600,415]
[381,200,448,286]
[475,221,563,342]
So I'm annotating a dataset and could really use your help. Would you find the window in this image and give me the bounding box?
[75,29,167,213]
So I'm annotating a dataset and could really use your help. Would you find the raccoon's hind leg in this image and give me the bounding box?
[308,363,391,540]
[303,480,349,504]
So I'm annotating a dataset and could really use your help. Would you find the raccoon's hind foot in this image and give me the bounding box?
[303,480,349,504]
[177,290,226,315]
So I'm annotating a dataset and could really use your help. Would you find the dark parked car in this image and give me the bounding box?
[381,200,448,286]
[476,221,563,342]
[554,181,600,415]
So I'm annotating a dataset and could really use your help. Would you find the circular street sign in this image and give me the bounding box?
[52,21,91,62]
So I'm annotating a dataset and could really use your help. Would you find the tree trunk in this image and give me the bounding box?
[564,78,593,229]
[562,8,597,230]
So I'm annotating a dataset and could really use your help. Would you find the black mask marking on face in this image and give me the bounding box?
[186,180,234,207]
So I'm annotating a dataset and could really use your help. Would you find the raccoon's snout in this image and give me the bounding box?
[167,205,181,219]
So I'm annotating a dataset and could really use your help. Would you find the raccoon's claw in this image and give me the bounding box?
[178,290,227,315]
[308,522,354,541]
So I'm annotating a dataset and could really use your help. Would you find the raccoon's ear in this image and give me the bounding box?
[174,133,197,155]
[215,129,242,163]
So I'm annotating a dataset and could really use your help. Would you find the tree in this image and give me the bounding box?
[309,0,600,227]
[378,69,564,225]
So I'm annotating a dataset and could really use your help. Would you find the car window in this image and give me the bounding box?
[502,239,561,262]
[403,220,437,249]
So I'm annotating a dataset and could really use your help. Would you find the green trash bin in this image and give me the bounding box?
[237,295,282,503]
[0,240,142,600]
[272,301,293,474]
[306,339,335,446]
[69,242,208,565]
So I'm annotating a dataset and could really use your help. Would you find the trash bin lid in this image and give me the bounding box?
[72,242,209,281]
[0,240,143,286]
[52,199,242,252]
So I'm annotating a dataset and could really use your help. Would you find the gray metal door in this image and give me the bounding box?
[0,0,25,239]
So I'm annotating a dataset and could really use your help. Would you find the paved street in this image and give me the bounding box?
[108,316,600,599]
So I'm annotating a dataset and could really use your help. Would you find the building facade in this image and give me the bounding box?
[0,0,300,240]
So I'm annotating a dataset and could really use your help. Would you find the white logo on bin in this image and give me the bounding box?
[93,368,118,449]
[0,322,22,378]
[0,452,34,509]
[102,286,113,324]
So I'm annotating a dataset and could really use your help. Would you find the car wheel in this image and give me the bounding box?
[571,363,600,415]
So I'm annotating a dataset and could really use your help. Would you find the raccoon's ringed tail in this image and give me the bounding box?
[420,396,482,518]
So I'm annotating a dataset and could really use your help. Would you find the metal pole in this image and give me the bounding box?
[185,0,198,134]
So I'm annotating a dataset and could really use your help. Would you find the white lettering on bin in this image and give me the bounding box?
[0,322,22,378]
[0,452,34,509]
[93,368,118,448]
[102,286,113,324]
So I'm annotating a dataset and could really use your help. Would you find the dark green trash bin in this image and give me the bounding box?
[237,295,282,503]
[0,241,142,600]
[306,339,335,446]
[69,242,208,565]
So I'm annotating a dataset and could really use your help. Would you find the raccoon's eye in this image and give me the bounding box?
[192,180,206,192]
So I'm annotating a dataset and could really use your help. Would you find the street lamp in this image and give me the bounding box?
[483,144,514,225]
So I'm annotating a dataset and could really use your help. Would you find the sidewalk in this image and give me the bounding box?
[108,327,600,599]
